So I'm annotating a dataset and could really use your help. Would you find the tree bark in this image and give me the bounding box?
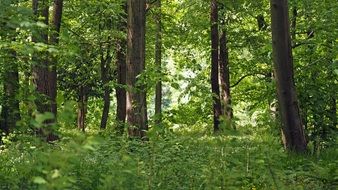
[115,3,127,134]
[154,0,162,125]
[116,40,127,134]
[210,0,221,132]
[32,0,52,114]
[219,28,233,124]
[32,0,61,141]
[126,0,148,138]
[270,0,307,152]
[49,0,63,116]
[100,47,112,130]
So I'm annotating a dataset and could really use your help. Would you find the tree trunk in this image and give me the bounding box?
[270,0,307,152]
[210,0,221,132]
[154,0,162,125]
[115,3,127,135]
[126,0,148,138]
[100,48,112,130]
[32,0,52,114]
[116,39,127,134]
[49,0,63,116]
[219,28,233,125]
[100,86,110,130]
[77,86,88,132]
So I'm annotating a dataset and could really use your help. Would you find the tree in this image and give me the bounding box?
[270,0,307,152]
[115,3,127,134]
[219,25,232,125]
[50,0,63,116]
[154,0,162,125]
[32,0,52,114]
[99,21,113,130]
[32,0,63,141]
[210,0,222,132]
[126,0,148,138]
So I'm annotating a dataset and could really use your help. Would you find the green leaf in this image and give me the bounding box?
[33,176,47,184]
[334,69,338,76]
[51,169,60,179]
[35,112,55,124]
[171,82,180,89]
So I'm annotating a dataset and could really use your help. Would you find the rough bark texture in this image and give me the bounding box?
[154,0,162,125]
[126,0,148,138]
[219,29,233,123]
[115,3,127,134]
[210,0,221,132]
[270,0,307,152]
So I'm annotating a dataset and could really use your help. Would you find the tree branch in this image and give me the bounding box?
[231,73,267,88]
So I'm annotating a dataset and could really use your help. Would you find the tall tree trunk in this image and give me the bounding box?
[270,0,307,152]
[126,0,148,138]
[77,86,88,132]
[100,48,112,130]
[115,3,127,134]
[0,51,20,135]
[32,0,50,113]
[32,0,61,141]
[210,0,221,132]
[116,40,127,134]
[219,28,233,125]
[154,0,162,125]
[49,0,63,117]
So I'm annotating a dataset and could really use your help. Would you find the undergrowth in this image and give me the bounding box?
[0,126,337,190]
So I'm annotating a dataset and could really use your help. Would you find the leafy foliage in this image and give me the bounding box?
[1,126,337,189]
[0,0,337,189]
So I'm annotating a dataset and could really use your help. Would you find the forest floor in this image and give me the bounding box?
[0,125,337,190]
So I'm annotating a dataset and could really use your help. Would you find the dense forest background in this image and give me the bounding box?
[0,0,337,189]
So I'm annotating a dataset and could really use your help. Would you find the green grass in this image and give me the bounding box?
[0,126,337,190]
